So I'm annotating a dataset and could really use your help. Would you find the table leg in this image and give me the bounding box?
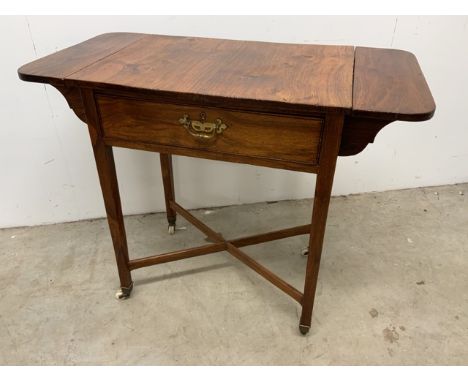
[160,153,177,234]
[300,113,344,335]
[82,89,133,299]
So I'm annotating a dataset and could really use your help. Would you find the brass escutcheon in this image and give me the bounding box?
[178,112,228,140]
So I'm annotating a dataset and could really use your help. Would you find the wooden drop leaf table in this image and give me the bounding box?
[18,33,435,335]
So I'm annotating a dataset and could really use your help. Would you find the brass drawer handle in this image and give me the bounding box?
[179,112,228,140]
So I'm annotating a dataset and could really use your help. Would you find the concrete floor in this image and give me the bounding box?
[0,183,467,365]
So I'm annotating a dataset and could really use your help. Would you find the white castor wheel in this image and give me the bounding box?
[301,248,309,256]
[114,283,133,300]
[115,290,129,300]
[168,224,176,235]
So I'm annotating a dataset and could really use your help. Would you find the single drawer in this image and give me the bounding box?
[96,95,324,166]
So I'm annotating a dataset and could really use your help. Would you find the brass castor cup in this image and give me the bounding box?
[115,283,134,300]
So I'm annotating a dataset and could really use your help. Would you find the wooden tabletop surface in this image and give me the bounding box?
[18,32,435,121]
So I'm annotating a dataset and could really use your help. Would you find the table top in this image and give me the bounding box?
[18,32,435,121]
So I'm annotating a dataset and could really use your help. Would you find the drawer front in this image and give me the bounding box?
[97,95,324,165]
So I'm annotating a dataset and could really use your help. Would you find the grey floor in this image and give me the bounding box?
[1,183,467,365]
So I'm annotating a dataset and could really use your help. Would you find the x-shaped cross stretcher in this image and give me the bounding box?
[128,201,309,304]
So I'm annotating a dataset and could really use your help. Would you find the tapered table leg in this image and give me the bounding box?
[160,153,177,234]
[300,113,344,334]
[82,89,133,299]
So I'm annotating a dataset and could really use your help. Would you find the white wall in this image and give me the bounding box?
[1,16,467,228]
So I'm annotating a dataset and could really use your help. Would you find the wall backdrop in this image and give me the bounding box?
[1,16,467,228]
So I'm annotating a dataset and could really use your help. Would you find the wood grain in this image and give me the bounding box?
[17,33,436,334]
[103,136,320,173]
[353,47,435,121]
[96,95,324,166]
[128,242,226,270]
[18,33,143,84]
[53,85,87,122]
[226,242,303,303]
[18,33,436,122]
[300,112,345,333]
[160,153,176,226]
[339,116,391,156]
[81,88,133,290]
[71,34,354,111]
[229,224,311,248]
